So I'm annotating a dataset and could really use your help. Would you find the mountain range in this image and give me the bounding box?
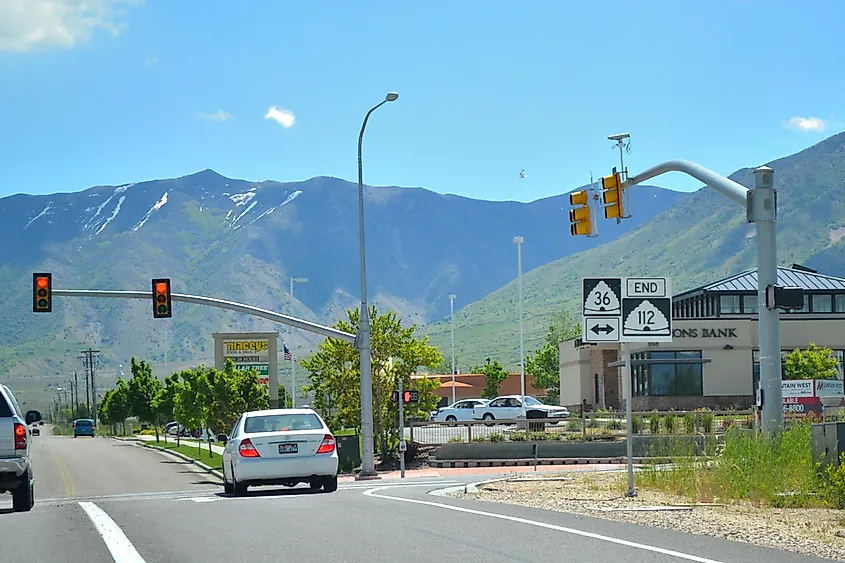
[0,169,682,405]
[421,131,845,368]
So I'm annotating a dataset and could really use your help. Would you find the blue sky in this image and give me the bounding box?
[0,0,842,202]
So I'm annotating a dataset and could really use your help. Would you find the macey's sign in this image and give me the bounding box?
[223,339,270,362]
[672,327,738,339]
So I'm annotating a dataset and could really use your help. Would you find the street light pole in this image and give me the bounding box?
[513,236,526,418]
[289,276,308,408]
[356,92,399,479]
[449,294,456,404]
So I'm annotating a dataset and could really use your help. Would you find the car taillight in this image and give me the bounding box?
[238,438,260,457]
[316,434,335,454]
[14,423,27,450]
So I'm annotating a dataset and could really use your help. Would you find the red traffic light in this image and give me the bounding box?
[151,278,172,319]
[32,272,52,312]
[404,391,412,403]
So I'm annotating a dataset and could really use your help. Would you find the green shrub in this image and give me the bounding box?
[632,415,642,434]
[471,436,485,442]
[510,431,528,441]
[821,452,845,508]
[566,421,581,433]
[701,411,715,433]
[448,436,463,443]
[664,414,676,434]
[609,418,623,431]
[648,414,661,434]
[683,413,695,434]
[488,433,505,442]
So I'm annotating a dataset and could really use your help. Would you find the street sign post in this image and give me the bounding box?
[581,277,622,343]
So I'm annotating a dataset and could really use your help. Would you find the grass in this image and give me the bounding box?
[635,423,843,508]
[154,439,224,471]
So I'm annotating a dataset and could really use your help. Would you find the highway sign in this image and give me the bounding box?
[582,317,620,342]
[582,277,622,343]
[621,277,672,342]
[582,278,622,317]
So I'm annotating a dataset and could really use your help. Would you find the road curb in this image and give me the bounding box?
[135,440,225,482]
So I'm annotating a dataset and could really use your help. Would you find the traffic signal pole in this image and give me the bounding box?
[625,159,783,433]
[50,289,357,343]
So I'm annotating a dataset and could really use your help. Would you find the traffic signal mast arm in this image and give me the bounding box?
[625,159,747,205]
[49,288,357,343]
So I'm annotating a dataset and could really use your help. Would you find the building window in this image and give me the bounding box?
[720,295,741,314]
[742,295,758,314]
[813,294,833,313]
[631,350,704,397]
[836,294,845,313]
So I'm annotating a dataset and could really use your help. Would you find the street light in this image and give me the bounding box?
[449,294,456,404]
[513,236,526,418]
[356,91,398,479]
[289,277,308,408]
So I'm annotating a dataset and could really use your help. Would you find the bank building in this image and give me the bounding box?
[559,264,845,411]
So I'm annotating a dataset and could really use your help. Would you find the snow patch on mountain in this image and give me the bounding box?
[132,192,169,232]
[93,195,126,236]
[24,202,54,229]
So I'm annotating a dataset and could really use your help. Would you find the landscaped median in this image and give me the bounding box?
[117,436,224,479]
[450,423,845,561]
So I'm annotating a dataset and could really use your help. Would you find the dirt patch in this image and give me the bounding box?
[830,226,845,245]
[456,471,845,561]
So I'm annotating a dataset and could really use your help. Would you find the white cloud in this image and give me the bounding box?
[784,116,826,132]
[265,106,296,129]
[0,0,141,53]
[196,110,234,122]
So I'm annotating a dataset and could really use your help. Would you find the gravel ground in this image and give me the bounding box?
[455,471,845,561]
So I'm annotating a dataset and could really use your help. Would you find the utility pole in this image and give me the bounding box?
[80,349,100,423]
[73,370,80,419]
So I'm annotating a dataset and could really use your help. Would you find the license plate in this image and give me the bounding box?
[278,443,298,454]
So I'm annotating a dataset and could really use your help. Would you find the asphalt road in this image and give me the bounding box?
[0,426,835,563]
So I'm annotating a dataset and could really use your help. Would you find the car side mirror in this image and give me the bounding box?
[25,410,42,425]
[217,433,229,443]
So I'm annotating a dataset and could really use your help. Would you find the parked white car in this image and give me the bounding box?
[432,399,490,422]
[220,408,339,495]
[471,395,570,423]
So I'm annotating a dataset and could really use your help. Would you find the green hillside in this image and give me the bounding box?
[421,131,845,370]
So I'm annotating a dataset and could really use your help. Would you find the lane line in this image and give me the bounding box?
[78,502,147,563]
[363,486,725,563]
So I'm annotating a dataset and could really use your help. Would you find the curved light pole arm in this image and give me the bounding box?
[626,159,749,206]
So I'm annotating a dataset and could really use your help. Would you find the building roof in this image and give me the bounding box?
[675,266,845,299]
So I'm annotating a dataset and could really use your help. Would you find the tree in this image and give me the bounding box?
[174,366,211,455]
[302,305,442,461]
[99,378,130,435]
[474,360,509,399]
[784,343,840,380]
[127,358,163,440]
[525,309,581,403]
[153,374,181,444]
[433,354,461,375]
[206,359,269,435]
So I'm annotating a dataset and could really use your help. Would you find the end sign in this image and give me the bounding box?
[581,276,673,343]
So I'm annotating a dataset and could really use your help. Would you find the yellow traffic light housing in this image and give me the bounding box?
[33,273,52,312]
[601,172,625,219]
[152,278,173,319]
[568,190,593,236]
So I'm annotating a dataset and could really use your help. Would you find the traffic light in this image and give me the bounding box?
[601,172,624,219]
[152,278,172,319]
[568,190,592,236]
[32,273,52,312]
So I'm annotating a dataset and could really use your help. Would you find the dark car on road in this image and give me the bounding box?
[73,419,95,438]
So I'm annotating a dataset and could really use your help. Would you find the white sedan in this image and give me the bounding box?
[432,399,490,422]
[221,408,339,495]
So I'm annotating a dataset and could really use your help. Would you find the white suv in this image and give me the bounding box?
[0,383,42,512]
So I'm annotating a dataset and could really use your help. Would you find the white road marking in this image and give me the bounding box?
[363,486,725,563]
[78,501,147,563]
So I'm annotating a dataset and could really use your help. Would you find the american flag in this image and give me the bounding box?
[283,345,292,361]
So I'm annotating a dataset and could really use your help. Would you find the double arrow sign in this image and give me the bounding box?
[590,323,616,336]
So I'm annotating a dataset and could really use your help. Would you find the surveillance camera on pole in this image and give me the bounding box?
[607,133,630,142]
